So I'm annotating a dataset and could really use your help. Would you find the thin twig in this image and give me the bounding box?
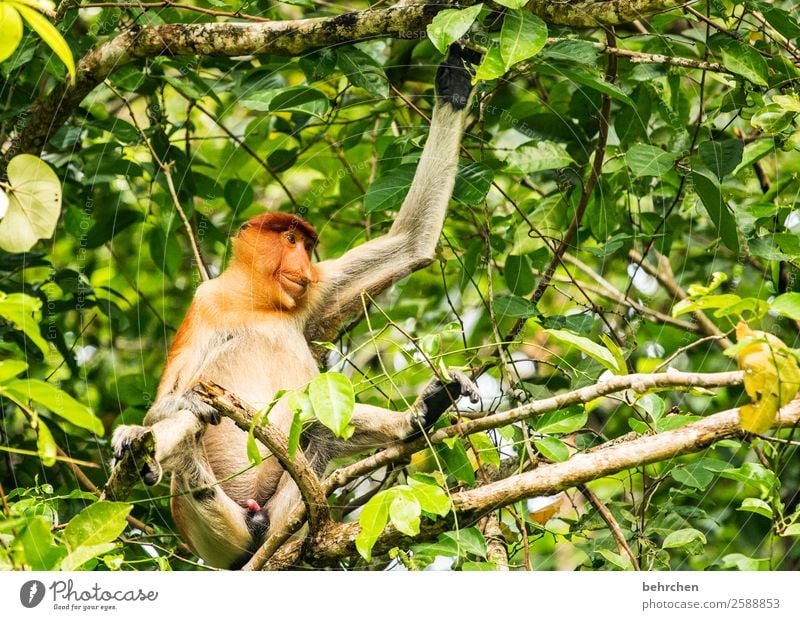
[579,484,640,570]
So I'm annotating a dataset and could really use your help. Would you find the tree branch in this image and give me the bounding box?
[4,0,692,166]
[324,369,743,491]
[304,398,800,565]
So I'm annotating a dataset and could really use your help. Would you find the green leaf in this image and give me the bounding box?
[534,437,570,462]
[0,359,27,384]
[355,492,391,562]
[504,254,536,295]
[536,408,587,434]
[408,475,451,516]
[772,93,800,113]
[0,292,47,354]
[493,0,528,7]
[0,154,62,253]
[4,379,104,436]
[763,7,800,40]
[426,4,483,55]
[36,418,57,467]
[499,10,547,70]
[691,171,740,254]
[771,293,800,320]
[389,490,421,536]
[64,502,131,550]
[505,141,574,173]
[671,464,714,490]
[336,47,389,99]
[737,498,772,519]
[494,295,538,319]
[732,140,774,175]
[533,63,634,107]
[751,104,794,135]
[224,179,253,210]
[308,372,355,439]
[442,527,487,558]
[542,39,598,66]
[268,86,330,117]
[699,139,743,179]
[61,543,117,571]
[286,391,313,460]
[462,561,497,571]
[662,528,707,549]
[11,2,75,81]
[364,164,415,213]
[625,145,679,177]
[474,45,505,81]
[546,328,623,374]
[714,38,769,86]
[20,516,65,570]
[467,432,500,469]
[672,293,742,317]
[453,161,493,205]
[434,440,475,485]
[781,524,800,537]
[0,2,23,63]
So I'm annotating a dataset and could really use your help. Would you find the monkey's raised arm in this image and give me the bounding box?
[306,48,476,343]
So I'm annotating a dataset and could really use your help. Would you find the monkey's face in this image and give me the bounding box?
[272,229,318,306]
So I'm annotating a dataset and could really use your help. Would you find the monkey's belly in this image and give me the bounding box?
[196,325,319,505]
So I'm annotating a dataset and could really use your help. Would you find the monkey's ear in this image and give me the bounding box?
[435,43,482,110]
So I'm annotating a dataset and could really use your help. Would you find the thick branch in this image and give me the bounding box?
[5,0,690,164]
[306,398,800,564]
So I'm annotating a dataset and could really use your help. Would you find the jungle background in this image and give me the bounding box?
[1,0,800,571]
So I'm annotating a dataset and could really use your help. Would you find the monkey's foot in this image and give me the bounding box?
[111,425,162,486]
[435,43,482,110]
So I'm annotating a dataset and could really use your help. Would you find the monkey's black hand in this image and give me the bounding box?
[408,370,480,439]
[111,425,163,486]
[435,43,482,110]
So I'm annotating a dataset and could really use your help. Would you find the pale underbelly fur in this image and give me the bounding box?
[196,321,319,505]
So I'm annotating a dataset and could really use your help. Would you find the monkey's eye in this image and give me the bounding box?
[285,232,297,244]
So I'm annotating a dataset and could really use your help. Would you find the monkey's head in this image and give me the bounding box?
[231,212,319,311]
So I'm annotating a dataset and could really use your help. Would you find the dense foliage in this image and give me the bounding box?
[1,0,800,571]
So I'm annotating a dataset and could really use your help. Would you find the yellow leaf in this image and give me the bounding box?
[734,321,800,434]
[0,2,24,63]
[9,2,75,82]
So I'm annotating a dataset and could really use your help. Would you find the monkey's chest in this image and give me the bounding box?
[204,326,319,415]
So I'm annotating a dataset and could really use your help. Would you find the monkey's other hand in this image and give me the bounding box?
[412,370,480,433]
[145,392,221,426]
[435,44,482,110]
[111,425,163,486]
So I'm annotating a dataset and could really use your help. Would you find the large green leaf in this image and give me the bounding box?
[389,489,421,536]
[711,37,769,86]
[453,161,493,205]
[546,328,623,374]
[355,492,391,562]
[308,372,355,439]
[625,145,679,177]
[505,141,574,173]
[0,292,47,354]
[3,378,104,436]
[499,10,547,70]
[534,63,634,107]
[426,4,483,54]
[336,47,389,99]
[64,501,131,550]
[699,139,743,179]
[0,154,62,253]
[691,171,740,254]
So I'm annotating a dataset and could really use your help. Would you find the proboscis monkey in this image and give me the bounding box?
[113,45,481,569]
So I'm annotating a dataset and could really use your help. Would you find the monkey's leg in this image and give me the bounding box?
[170,459,269,569]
